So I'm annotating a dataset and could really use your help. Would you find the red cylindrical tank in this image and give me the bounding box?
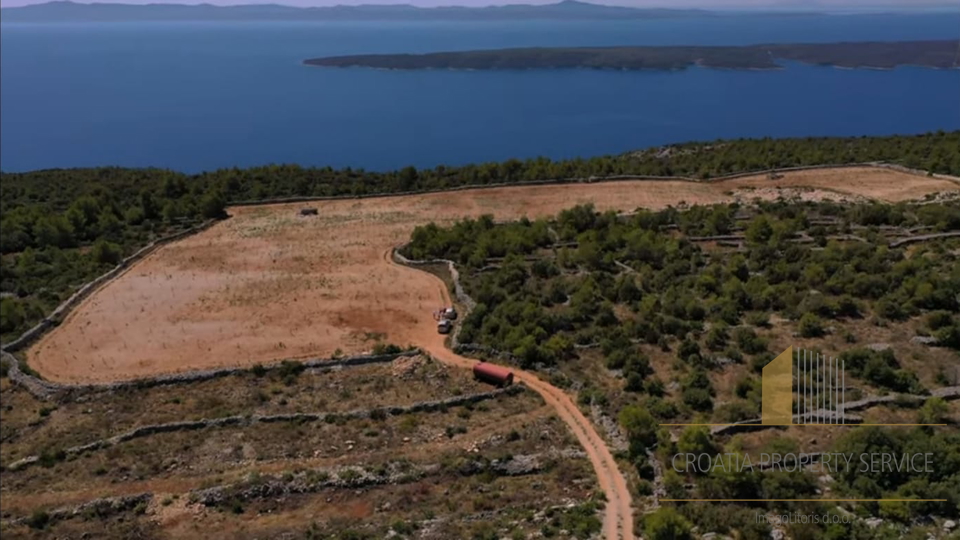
[473,362,514,386]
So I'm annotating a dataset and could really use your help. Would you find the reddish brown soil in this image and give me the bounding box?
[22,167,957,540]
[29,167,954,384]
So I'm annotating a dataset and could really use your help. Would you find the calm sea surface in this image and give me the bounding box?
[1,14,959,172]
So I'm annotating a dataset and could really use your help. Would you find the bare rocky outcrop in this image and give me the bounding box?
[2,448,583,528]
[190,448,575,508]
[646,449,667,510]
[591,404,629,453]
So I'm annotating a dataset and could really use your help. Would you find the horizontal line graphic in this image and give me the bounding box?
[657,423,946,426]
[661,499,949,502]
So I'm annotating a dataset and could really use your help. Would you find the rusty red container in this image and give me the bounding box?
[473,362,514,386]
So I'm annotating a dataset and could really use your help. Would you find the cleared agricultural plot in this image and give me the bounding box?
[5,166,958,539]
[25,167,957,384]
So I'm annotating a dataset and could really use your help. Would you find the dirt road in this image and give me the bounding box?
[388,251,635,540]
[28,167,957,384]
[20,166,959,538]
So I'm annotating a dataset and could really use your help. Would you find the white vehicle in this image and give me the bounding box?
[437,319,453,334]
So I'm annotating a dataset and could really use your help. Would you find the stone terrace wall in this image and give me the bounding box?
[4,163,951,396]
[6,385,524,471]
[228,174,699,207]
[392,249,476,312]
[5,162,951,357]
[1,349,420,402]
[4,493,152,528]
[1,220,218,354]
[710,386,960,437]
[229,162,956,208]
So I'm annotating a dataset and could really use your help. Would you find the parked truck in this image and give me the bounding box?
[473,362,514,386]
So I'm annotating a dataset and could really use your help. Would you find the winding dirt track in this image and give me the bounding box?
[387,248,635,539]
[22,166,960,539]
[28,167,957,384]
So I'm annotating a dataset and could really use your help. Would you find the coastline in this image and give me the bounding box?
[303,40,960,72]
[302,60,959,73]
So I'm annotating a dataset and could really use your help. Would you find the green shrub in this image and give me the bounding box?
[734,327,767,355]
[927,311,954,330]
[645,377,665,397]
[249,363,267,377]
[682,387,713,411]
[644,508,693,540]
[745,311,770,328]
[38,448,66,468]
[372,342,404,355]
[276,359,305,384]
[618,405,658,457]
[935,324,960,350]
[798,313,825,338]
[26,510,50,530]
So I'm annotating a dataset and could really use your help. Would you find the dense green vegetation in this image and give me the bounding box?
[306,40,960,71]
[2,131,958,343]
[0,170,228,341]
[405,199,960,536]
[635,423,960,539]
[405,200,960,375]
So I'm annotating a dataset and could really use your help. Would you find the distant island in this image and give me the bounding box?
[305,40,960,71]
[0,0,802,23]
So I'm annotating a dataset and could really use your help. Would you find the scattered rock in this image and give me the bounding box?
[911,336,939,346]
[865,517,884,529]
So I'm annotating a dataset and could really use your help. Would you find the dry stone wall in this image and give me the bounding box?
[0,349,419,402]
[710,386,960,436]
[6,385,524,471]
[190,447,580,508]
[4,493,152,528]
[229,162,957,208]
[2,220,218,354]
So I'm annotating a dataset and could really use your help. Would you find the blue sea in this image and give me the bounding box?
[1,14,959,173]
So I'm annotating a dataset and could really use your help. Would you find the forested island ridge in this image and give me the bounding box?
[305,40,960,71]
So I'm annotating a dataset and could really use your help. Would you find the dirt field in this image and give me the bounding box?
[27,167,957,384]
[14,166,958,539]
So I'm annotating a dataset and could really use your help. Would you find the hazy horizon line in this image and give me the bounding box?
[3,0,959,10]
